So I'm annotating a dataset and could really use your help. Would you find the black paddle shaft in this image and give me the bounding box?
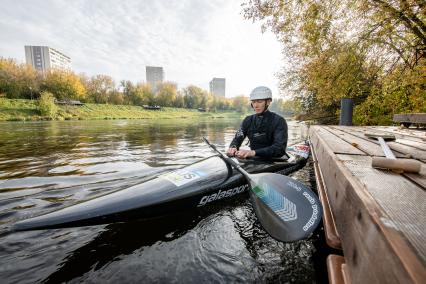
[202,137,250,180]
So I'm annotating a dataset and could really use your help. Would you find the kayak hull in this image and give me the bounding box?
[13,142,310,231]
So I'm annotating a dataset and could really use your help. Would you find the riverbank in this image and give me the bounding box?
[0,98,243,121]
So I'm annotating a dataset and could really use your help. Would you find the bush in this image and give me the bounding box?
[38,91,57,119]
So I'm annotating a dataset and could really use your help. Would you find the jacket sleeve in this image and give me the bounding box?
[254,116,288,158]
[229,116,250,149]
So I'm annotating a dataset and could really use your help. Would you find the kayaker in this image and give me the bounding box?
[227,86,288,159]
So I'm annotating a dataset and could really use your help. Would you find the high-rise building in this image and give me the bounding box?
[146,66,164,89]
[209,78,226,97]
[25,46,71,72]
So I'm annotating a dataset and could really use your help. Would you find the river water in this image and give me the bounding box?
[0,118,325,283]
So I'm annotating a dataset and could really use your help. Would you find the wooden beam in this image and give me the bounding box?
[327,255,347,284]
[394,113,426,124]
[311,139,342,249]
[310,126,426,283]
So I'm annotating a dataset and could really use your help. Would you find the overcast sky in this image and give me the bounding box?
[0,0,284,97]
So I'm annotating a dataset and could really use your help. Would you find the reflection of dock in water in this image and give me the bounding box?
[309,125,426,283]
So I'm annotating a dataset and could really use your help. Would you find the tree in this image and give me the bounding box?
[83,74,115,104]
[109,90,125,105]
[0,58,40,99]
[174,91,185,108]
[156,82,178,107]
[231,96,250,113]
[182,85,209,109]
[42,69,86,101]
[127,83,154,106]
[243,0,426,124]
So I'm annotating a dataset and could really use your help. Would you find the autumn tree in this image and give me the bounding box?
[127,83,154,106]
[156,82,178,107]
[243,0,426,124]
[231,96,250,113]
[182,85,209,109]
[82,74,116,104]
[109,90,125,105]
[41,69,86,101]
[174,91,185,108]
[0,58,41,99]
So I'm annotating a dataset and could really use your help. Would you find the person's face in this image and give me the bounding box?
[251,99,269,114]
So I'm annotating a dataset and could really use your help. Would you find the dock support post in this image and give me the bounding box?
[339,98,353,126]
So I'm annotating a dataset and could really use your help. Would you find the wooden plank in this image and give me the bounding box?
[341,264,350,284]
[333,126,426,189]
[337,154,426,262]
[327,255,346,284]
[394,113,426,124]
[372,126,426,141]
[312,125,426,190]
[405,164,426,189]
[325,126,406,158]
[309,126,426,283]
[311,141,342,249]
[336,126,426,160]
[394,139,426,151]
[352,126,426,151]
[386,142,426,160]
[311,126,365,155]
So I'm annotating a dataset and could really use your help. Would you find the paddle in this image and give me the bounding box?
[202,137,322,242]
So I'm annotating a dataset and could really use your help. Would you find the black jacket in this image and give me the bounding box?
[229,110,288,158]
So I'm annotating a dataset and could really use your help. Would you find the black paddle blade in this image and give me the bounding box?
[249,173,322,242]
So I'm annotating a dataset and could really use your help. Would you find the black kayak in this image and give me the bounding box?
[13,142,311,231]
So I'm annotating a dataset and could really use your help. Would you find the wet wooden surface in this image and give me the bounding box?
[309,125,426,284]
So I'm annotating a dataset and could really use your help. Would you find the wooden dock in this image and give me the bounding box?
[309,125,426,284]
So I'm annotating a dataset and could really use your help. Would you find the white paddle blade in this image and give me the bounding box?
[249,173,322,242]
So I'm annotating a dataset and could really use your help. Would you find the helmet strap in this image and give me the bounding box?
[260,99,271,114]
[263,99,269,112]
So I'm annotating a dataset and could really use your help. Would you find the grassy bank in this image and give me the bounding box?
[0,98,243,121]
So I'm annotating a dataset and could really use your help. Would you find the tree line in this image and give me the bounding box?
[0,58,260,113]
[243,0,425,124]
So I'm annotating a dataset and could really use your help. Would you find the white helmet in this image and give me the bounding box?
[250,86,272,100]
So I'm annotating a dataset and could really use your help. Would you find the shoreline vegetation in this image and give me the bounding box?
[0,58,294,123]
[0,98,244,121]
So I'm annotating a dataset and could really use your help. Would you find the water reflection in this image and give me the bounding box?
[0,118,319,283]
[41,211,203,283]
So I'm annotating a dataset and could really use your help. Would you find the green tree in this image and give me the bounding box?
[174,91,185,108]
[182,85,209,109]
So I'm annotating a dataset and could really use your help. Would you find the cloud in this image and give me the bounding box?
[0,0,284,97]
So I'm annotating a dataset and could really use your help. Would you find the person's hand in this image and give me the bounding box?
[227,147,237,157]
[235,149,255,159]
